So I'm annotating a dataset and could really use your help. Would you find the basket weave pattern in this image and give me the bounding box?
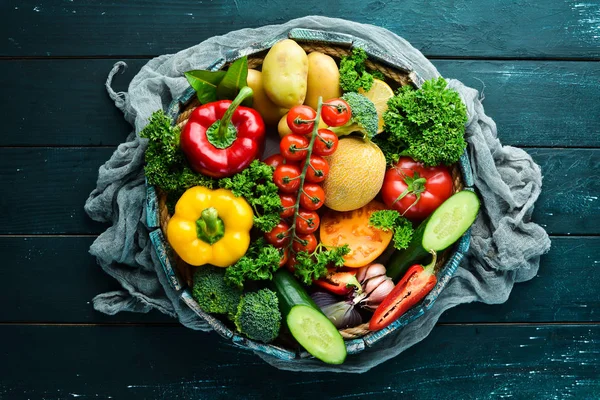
[157,43,465,340]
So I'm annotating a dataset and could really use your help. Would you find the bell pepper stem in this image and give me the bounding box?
[196,207,225,244]
[206,86,254,149]
[422,250,437,275]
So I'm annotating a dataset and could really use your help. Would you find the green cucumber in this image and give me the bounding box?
[272,269,347,364]
[387,190,480,281]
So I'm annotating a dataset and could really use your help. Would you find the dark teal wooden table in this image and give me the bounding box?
[1,1,599,398]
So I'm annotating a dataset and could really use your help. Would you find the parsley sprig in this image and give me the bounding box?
[369,210,414,250]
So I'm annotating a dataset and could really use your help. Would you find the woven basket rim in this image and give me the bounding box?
[145,31,474,360]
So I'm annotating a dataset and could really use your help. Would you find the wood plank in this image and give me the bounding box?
[1,1,599,58]
[0,148,597,235]
[0,325,597,398]
[2,59,599,147]
[1,236,596,324]
[0,237,173,324]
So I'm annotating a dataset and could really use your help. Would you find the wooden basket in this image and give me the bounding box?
[146,28,474,359]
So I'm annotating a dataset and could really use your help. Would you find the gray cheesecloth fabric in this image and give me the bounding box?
[84,16,551,373]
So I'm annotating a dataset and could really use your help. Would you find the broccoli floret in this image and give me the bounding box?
[329,92,378,140]
[192,266,242,318]
[233,289,281,343]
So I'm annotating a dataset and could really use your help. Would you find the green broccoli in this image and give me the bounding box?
[192,266,242,318]
[233,289,281,343]
[339,48,380,93]
[329,92,378,140]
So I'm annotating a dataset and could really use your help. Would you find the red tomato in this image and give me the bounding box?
[301,155,329,183]
[273,164,302,193]
[381,157,453,220]
[264,220,291,247]
[279,193,296,218]
[286,253,298,272]
[287,105,317,135]
[295,209,320,235]
[312,129,339,157]
[321,98,351,127]
[300,183,325,211]
[263,153,285,169]
[293,233,318,254]
[280,134,309,162]
[279,248,289,268]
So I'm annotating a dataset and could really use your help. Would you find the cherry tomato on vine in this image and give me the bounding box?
[273,164,302,193]
[287,105,317,135]
[300,183,325,211]
[312,129,339,157]
[286,253,298,273]
[295,209,320,235]
[293,233,318,253]
[264,220,291,247]
[321,98,352,127]
[279,247,289,268]
[263,153,285,169]
[301,155,329,183]
[280,134,309,162]
[279,193,296,218]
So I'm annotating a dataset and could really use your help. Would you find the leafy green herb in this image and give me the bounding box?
[139,110,216,212]
[369,210,414,250]
[218,159,282,232]
[184,70,227,104]
[216,56,251,106]
[293,244,351,285]
[339,48,379,93]
[225,238,282,289]
[379,77,468,166]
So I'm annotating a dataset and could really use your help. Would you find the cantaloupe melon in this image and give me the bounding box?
[322,137,386,211]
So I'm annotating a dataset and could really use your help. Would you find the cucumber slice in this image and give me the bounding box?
[422,190,480,251]
[272,269,347,364]
[387,190,480,281]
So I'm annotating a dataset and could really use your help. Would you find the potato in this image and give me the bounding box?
[262,39,308,109]
[246,69,284,125]
[304,52,341,110]
[278,112,328,139]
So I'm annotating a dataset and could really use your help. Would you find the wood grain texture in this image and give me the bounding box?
[0,237,173,324]
[1,0,599,58]
[2,59,599,147]
[0,148,597,234]
[0,236,596,324]
[0,325,597,399]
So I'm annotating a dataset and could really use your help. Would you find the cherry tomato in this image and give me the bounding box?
[264,220,291,247]
[287,105,317,135]
[321,98,352,127]
[273,164,302,193]
[280,134,309,162]
[381,156,453,221]
[312,129,339,157]
[295,209,320,235]
[286,253,298,273]
[300,183,325,211]
[263,153,285,169]
[279,193,296,219]
[293,233,318,254]
[279,247,289,268]
[301,155,329,183]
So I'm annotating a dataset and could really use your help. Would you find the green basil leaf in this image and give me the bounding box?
[216,56,252,106]
[184,70,226,104]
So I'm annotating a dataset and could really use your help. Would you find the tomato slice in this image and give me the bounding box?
[319,200,393,268]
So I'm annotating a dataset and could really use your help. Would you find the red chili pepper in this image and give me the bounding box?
[313,268,360,296]
[369,251,438,331]
[180,86,265,178]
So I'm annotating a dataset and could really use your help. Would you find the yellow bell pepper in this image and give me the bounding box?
[166,186,253,267]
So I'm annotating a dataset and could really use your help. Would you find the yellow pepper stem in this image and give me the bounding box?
[196,207,225,244]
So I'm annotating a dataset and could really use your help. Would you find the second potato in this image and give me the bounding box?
[304,52,341,110]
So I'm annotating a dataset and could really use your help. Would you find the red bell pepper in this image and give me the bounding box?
[313,268,361,296]
[180,86,265,178]
[369,251,438,331]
